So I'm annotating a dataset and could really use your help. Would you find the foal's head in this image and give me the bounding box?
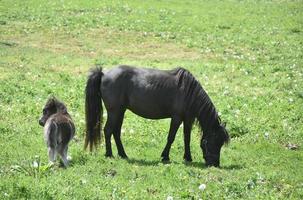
[200,123,229,167]
[39,97,67,126]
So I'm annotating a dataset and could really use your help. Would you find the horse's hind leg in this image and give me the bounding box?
[161,117,182,162]
[104,109,127,158]
[112,109,128,158]
[104,114,114,157]
[183,119,194,162]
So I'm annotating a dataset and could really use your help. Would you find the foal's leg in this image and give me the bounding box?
[183,119,193,162]
[161,117,182,162]
[58,144,69,167]
[48,147,57,164]
[112,110,128,158]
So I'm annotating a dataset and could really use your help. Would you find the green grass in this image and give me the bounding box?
[1,0,303,199]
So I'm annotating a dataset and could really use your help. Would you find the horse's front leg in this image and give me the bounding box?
[183,119,194,162]
[161,116,182,162]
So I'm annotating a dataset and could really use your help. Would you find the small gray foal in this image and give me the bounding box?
[39,97,75,167]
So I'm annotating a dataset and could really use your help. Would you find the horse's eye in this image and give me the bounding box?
[43,109,47,115]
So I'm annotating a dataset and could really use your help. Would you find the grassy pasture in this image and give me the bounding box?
[0,0,302,199]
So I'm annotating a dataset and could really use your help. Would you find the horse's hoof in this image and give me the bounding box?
[184,157,193,162]
[119,154,128,159]
[161,157,170,163]
[105,153,114,158]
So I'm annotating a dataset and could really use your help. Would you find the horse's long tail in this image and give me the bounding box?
[84,67,103,151]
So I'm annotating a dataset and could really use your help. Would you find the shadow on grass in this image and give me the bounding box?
[220,164,243,170]
[67,153,89,167]
[126,158,243,170]
[126,158,160,166]
[184,161,243,170]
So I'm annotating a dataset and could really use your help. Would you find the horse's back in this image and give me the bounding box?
[102,65,178,90]
[102,65,184,118]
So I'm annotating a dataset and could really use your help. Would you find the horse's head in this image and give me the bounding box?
[200,123,229,167]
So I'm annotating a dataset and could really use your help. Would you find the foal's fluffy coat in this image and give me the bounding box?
[39,97,75,167]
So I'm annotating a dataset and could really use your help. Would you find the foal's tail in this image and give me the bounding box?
[84,67,103,151]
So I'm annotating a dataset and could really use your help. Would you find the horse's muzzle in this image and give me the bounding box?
[38,119,45,126]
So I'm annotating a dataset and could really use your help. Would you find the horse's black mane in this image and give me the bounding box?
[174,67,220,135]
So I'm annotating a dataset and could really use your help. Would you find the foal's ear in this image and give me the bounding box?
[57,103,67,114]
[53,98,67,114]
[49,95,56,100]
[48,96,58,104]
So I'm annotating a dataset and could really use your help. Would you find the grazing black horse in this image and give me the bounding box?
[85,65,229,167]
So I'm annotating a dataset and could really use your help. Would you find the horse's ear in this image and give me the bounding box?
[222,122,227,128]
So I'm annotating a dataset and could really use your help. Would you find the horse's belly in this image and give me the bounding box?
[127,97,174,119]
[126,88,181,119]
[127,106,171,119]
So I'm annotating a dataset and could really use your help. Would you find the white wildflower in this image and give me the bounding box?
[32,161,38,168]
[80,179,87,185]
[67,155,72,161]
[223,90,229,96]
[199,183,206,191]
[264,132,269,138]
[167,196,173,200]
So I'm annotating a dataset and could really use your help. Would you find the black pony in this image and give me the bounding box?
[85,65,229,167]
